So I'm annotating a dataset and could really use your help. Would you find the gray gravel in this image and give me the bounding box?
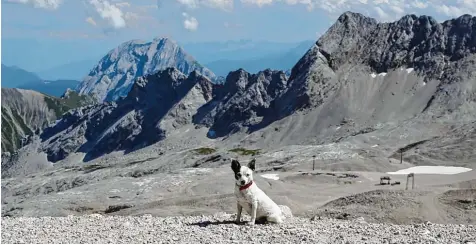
[2,213,475,244]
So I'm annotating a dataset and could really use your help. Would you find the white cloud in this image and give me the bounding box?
[176,0,200,8]
[115,1,130,8]
[85,16,97,26]
[242,0,313,9]
[434,4,466,17]
[434,0,476,17]
[411,0,428,9]
[182,12,199,31]
[175,0,233,10]
[203,0,233,9]
[389,4,404,14]
[373,0,390,4]
[176,0,474,22]
[5,0,62,9]
[241,0,273,7]
[89,0,126,29]
[374,6,390,19]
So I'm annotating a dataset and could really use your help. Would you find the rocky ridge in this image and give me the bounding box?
[41,68,214,162]
[194,68,288,137]
[279,12,476,116]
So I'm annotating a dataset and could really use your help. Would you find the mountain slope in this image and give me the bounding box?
[76,37,216,102]
[198,12,476,157]
[1,64,41,88]
[1,88,94,153]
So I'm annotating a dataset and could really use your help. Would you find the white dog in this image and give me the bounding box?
[231,158,291,225]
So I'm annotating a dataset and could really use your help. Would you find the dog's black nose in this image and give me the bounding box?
[241,180,246,185]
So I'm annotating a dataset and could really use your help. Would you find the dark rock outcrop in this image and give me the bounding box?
[193,69,287,137]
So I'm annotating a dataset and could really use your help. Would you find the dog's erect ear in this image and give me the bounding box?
[231,159,241,173]
[248,159,256,171]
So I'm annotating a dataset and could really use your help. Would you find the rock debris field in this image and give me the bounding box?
[2,213,475,244]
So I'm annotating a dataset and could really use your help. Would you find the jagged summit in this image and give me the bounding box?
[336,11,377,24]
[292,11,476,80]
[116,37,176,47]
[275,11,476,127]
[76,37,216,102]
[152,36,177,43]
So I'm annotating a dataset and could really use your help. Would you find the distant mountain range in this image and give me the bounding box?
[205,40,314,76]
[36,59,99,81]
[181,39,314,63]
[1,64,42,88]
[1,64,80,97]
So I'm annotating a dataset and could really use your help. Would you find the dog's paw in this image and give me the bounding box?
[247,221,255,226]
[234,219,241,224]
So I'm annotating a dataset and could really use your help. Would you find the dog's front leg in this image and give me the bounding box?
[247,201,257,226]
[235,202,242,224]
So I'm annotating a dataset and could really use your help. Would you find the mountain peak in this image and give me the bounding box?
[152,36,176,44]
[116,37,179,51]
[337,11,374,23]
[77,37,216,102]
[224,69,250,91]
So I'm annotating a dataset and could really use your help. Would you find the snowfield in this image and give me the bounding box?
[261,174,280,180]
[386,166,472,175]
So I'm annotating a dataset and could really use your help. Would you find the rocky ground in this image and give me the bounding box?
[2,213,475,244]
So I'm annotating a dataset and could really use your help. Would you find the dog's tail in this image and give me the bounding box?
[278,205,293,219]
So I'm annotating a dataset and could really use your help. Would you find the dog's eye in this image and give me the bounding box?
[246,174,250,177]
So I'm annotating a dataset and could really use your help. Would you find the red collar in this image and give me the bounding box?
[239,181,253,191]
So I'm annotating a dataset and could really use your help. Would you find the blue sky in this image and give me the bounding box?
[1,0,475,71]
